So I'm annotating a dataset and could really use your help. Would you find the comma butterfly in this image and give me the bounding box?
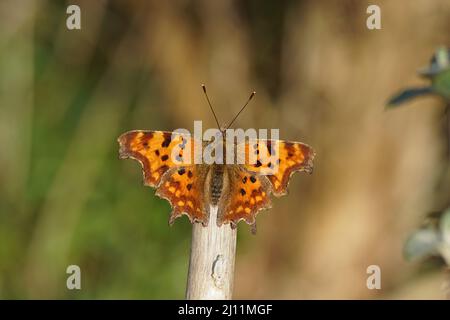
[118,85,315,233]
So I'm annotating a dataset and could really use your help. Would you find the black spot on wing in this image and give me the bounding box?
[161,132,172,148]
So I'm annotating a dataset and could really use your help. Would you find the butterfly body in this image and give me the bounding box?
[209,164,226,206]
[118,130,314,231]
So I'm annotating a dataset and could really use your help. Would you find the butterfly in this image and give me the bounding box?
[118,85,315,233]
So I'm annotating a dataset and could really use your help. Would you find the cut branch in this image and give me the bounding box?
[185,206,237,299]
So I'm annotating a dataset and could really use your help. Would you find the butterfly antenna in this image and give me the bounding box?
[226,91,256,129]
[201,84,221,130]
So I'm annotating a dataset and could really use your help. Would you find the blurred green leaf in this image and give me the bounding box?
[433,69,450,100]
[418,47,450,77]
[387,47,450,107]
[440,208,450,245]
[404,228,440,261]
[386,87,433,108]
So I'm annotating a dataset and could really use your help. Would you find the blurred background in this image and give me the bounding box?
[0,0,449,299]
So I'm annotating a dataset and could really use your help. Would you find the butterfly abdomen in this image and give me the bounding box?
[210,165,224,205]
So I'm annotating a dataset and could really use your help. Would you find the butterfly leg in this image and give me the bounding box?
[251,222,257,235]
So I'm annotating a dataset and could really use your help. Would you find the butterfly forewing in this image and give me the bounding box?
[239,139,315,195]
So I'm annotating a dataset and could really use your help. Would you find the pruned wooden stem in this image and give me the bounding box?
[444,267,450,300]
[185,206,237,299]
[446,104,450,160]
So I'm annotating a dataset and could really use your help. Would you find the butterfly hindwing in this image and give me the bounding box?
[219,165,272,228]
[156,165,209,225]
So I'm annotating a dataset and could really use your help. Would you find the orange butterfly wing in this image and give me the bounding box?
[220,166,272,231]
[218,139,315,230]
[118,130,208,224]
[156,165,209,225]
[240,139,315,195]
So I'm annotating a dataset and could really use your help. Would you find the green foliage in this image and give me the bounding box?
[387,47,450,108]
[0,1,193,299]
[394,48,450,270]
[404,209,450,265]
[404,227,440,261]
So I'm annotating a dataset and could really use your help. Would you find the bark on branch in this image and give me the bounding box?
[185,206,237,299]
